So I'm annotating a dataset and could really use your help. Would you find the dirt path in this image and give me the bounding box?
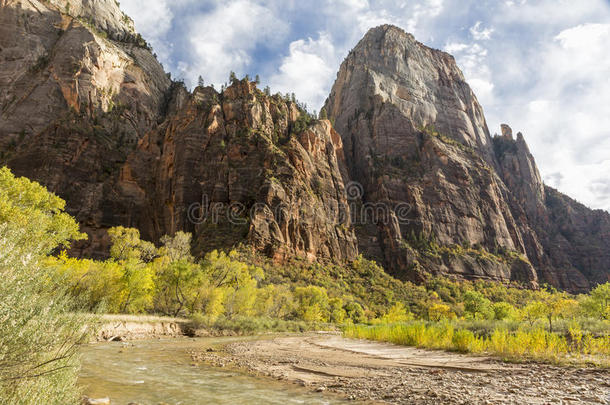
[192,333,610,404]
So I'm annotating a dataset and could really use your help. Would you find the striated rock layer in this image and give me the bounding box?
[119,80,358,263]
[0,1,608,292]
[0,0,357,264]
[0,0,171,256]
[325,25,610,292]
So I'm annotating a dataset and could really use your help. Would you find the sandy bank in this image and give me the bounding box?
[94,315,188,341]
[193,334,610,404]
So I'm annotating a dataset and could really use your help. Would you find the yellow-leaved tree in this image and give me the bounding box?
[0,167,90,404]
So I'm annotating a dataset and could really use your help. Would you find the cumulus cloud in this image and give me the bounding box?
[120,0,174,61]
[444,42,494,106]
[405,0,444,34]
[482,22,610,210]
[469,21,494,40]
[268,33,337,112]
[512,23,610,210]
[177,0,288,87]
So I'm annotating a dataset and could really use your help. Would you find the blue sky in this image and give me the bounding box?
[121,0,610,211]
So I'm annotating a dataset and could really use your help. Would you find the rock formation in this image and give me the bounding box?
[325,25,609,291]
[117,81,358,263]
[325,26,537,286]
[0,0,357,264]
[1,0,171,256]
[0,3,608,291]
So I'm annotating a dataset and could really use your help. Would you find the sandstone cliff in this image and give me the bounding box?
[0,0,357,264]
[0,0,171,256]
[494,130,610,291]
[325,25,536,286]
[324,25,609,292]
[1,3,608,291]
[117,80,358,263]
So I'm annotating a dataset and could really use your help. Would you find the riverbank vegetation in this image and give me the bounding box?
[344,320,610,366]
[48,227,610,333]
[1,167,609,404]
[48,220,609,365]
[0,168,92,403]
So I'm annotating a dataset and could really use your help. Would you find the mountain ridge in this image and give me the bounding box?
[1,0,608,292]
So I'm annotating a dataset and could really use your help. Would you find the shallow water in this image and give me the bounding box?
[79,337,346,405]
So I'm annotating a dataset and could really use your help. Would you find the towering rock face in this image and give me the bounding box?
[117,80,358,263]
[0,0,169,140]
[0,0,357,263]
[325,25,537,286]
[494,130,545,220]
[325,25,610,292]
[0,0,171,255]
[0,2,607,292]
[494,129,610,291]
[326,26,495,162]
[539,187,610,289]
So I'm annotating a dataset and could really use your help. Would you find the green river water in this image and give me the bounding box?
[79,337,347,405]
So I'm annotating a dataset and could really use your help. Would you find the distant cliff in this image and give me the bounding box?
[1,2,608,291]
[324,25,610,292]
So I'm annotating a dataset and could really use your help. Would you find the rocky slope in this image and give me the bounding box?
[0,0,171,255]
[117,80,357,262]
[0,2,608,291]
[324,25,609,291]
[0,0,357,263]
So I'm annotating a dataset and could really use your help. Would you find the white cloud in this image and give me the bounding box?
[469,21,494,40]
[504,0,527,6]
[177,0,288,87]
[333,0,369,11]
[120,0,172,36]
[501,23,610,210]
[444,42,469,54]
[444,42,494,106]
[120,0,174,62]
[468,78,494,105]
[269,33,337,112]
[405,0,444,34]
[552,23,610,78]
[498,0,610,28]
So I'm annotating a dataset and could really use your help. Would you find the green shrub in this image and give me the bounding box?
[0,167,92,404]
[451,329,477,352]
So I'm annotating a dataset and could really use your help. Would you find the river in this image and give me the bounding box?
[79,337,347,405]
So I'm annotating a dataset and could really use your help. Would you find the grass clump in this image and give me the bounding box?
[343,321,610,366]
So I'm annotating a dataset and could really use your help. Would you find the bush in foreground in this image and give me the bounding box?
[0,167,92,404]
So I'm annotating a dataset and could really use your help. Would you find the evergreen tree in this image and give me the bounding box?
[198,75,204,87]
[319,107,328,120]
